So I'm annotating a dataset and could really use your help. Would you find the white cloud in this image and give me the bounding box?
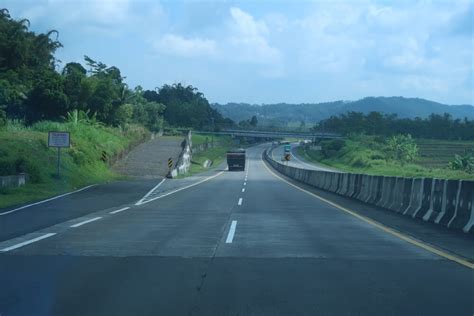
[227,7,282,65]
[154,34,217,58]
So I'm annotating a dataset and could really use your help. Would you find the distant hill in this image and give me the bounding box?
[211,97,474,126]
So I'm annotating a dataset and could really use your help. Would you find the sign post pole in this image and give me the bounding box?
[48,131,70,179]
[57,147,61,177]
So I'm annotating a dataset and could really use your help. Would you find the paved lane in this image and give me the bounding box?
[270,143,338,172]
[0,144,472,315]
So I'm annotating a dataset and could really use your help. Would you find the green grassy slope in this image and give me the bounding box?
[298,136,474,180]
[0,121,149,208]
[187,134,234,175]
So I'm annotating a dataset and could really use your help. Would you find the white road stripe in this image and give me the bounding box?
[135,171,225,206]
[225,221,237,243]
[135,178,166,205]
[242,188,245,193]
[70,217,102,228]
[1,233,56,252]
[109,207,130,214]
[238,198,243,205]
[0,185,96,216]
[244,182,246,186]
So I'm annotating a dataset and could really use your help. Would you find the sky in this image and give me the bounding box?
[3,0,473,105]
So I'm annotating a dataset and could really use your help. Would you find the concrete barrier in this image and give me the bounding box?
[337,173,349,196]
[366,176,380,204]
[388,177,405,212]
[381,177,397,209]
[447,180,474,232]
[345,174,357,197]
[412,178,434,219]
[356,175,370,201]
[376,177,389,207]
[323,172,332,191]
[435,180,461,225]
[262,149,472,233]
[353,174,361,198]
[423,179,445,222]
[403,178,424,216]
[397,178,413,213]
[0,174,28,188]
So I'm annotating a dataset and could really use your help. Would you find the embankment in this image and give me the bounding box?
[0,121,149,208]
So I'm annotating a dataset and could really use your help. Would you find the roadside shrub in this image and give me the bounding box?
[449,154,474,173]
[0,108,6,129]
[321,139,345,158]
[351,157,372,168]
[385,134,418,164]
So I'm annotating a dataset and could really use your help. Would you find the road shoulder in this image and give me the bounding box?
[262,157,474,263]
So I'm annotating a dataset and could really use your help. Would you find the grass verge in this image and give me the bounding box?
[185,135,234,176]
[0,121,149,208]
[298,136,474,180]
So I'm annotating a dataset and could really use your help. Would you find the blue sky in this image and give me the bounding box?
[3,0,473,105]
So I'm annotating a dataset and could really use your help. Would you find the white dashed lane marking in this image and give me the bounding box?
[70,217,102,228]
[0,233,56,252]
[225,221,237,243]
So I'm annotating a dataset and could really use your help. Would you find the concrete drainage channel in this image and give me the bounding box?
[263,149,474,234]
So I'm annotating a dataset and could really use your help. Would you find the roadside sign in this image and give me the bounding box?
[168,158,173,169]
[48,131,70,178]
[48,131,70,148]
[284,153,291,161]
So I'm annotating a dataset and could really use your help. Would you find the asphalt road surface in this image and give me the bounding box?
[0,144,472,316]
[271,143,338,172]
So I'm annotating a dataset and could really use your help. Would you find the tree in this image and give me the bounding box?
[25,69,68,122]
[250,115,258,127]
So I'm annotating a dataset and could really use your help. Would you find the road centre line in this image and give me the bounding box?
[1,233,56,252]
[109,207,130,214]
[135,171,225,206]
[70,217,102,228]
[261,154,474,270]
[225,221,237,243]
[135,178,166,205]
[0,185,96,216]
[238,198,243,206]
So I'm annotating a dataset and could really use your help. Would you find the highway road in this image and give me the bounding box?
[270,142,339,172]
[0,144,473,315]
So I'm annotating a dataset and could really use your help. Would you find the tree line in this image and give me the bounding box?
[0,9,233,131]
[314,111,474,140]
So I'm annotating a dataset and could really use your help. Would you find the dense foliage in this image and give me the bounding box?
[315,112,474,140]
[142,83,234,130]
[0,9,234,131]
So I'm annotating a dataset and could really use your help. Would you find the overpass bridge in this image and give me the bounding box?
[194,129,343,139]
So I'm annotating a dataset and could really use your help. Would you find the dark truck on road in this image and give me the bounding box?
[226,149,246,171]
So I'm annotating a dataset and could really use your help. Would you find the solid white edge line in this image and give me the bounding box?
[1,233,56,252]
[135,178,166,205]
[225,220,237,243]
[0,185,96,216]
[70,217,102,228]
[135,171,225,206]
[238,198,243,206]
[109,207,130,214]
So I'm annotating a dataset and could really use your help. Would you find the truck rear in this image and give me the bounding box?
[226,149,246,171]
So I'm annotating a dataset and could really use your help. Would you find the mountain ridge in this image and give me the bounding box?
[211,96,474,125]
